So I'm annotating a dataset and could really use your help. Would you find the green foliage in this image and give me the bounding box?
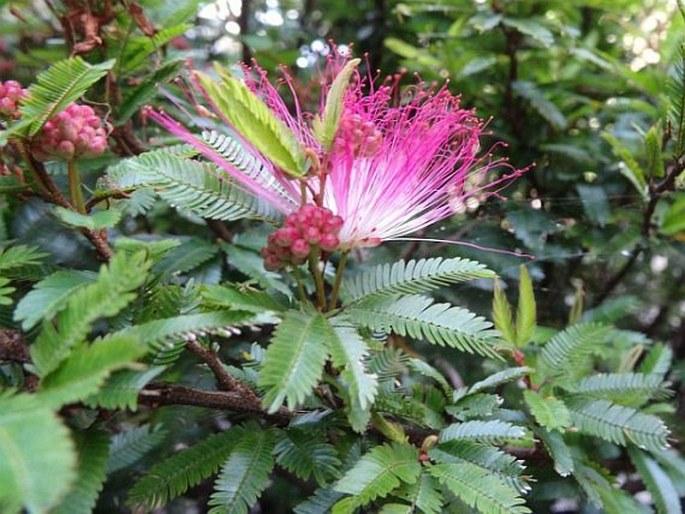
[29,251,151,376]
[196,67,307,177]
[208,425,276,514]
[563,372,669,407]
[128,429,244,510]
[0,393,76,514]
[347,295,500,357]
[515,266,536,347]
[324,319,378,411]
[274,429,341,485]
[52,428,110,514]
[107,424,169,474]
[259,310,329,412]
[439,420,528,445]
[312,58,361,148]
[523,390,571,431]
[53,207,122,230]
[37,334,146,407]
[538,323,614,381]
[428,461,531,514]
[85,365,166,410]
[333,442,421,512]
[102,150,279,222]
[14,270,95,330]
[18,57,113,136]
[345,257,494,303]
[492,279,516,346]
[628,448,682,514]
[567,399,670,452]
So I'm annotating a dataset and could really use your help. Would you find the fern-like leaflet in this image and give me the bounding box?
[344,257,494,303]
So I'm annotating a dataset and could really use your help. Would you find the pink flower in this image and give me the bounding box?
[147,55,525,250]
[32,103,108,161]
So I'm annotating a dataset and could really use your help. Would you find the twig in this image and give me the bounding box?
[185,338,244,392]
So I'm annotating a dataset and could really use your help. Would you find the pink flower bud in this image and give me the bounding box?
[319,233,340,252]
[291,239,311,258]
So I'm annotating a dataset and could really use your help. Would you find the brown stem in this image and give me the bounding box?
[185,338,244,392]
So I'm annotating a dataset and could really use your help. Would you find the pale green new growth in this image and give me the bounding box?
[515,265,536,346]
[312,58,361,148]
[197,67,306,177]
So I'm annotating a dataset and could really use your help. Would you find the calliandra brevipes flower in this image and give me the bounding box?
[146,55,526,258]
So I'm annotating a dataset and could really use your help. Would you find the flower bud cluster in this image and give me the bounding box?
[262,204,343,270]
[332,113,382,157]
[0,80,26,119]
[32,104,108,161]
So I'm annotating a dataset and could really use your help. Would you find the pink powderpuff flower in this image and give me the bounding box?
[32,103,108,161]
[147,53,526,250]
[0,80,27,119]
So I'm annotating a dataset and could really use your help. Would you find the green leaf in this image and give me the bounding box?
[294,487,345,514]
[117,59,184,124]
[661,195,685,236]
[502,17,554,47]
[567,399,670,452]
[347,295,500,358]
[37,335,147,408]
[455,367,531,401]
[208,425,275,514]
[259,310,330,413]
[85,365,166,410]
[53,207,122,230]
[128,429,244,510]
[345,257,494,303]
[576,185,611,227]
[523,390,571,431]
[117,24,191,73]
[428,462,531,514]
[640,343,673,377]
[202,284,287,313]
[492,279,516,345]
[628,447,682,514]
[513,81,566,130]
[0,277,15,306]
[196,67,306,177]
[429,440,527,494]
[667,43,685,156]
[538,323,614,381]
[333,442,421,511]
[275,429,341,485]
[0,393,76,514]
[0,245,47,271]
[30,251,151,376]
[104,150,280,222]
[603,132,648,197]
[515,265,536,347]
[324,318,378,410]
[52,428,109,514]
[13,270,95,330]
[563,372,669,407]
[645,124,664,178]
[313,58,361,148]
[19,57,114,136]
[107,424,168,474]
[535,429,574,477]
[403,473,444,514]
[439,420,528,445]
